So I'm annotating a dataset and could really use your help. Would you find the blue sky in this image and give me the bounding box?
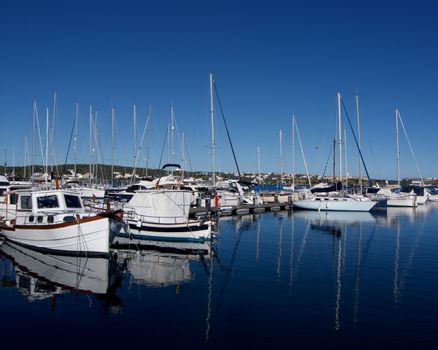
[1,0,437,180]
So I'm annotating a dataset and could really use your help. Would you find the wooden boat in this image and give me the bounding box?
[0,189,124,256]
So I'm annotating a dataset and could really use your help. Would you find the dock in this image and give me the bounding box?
[189,202,292,218]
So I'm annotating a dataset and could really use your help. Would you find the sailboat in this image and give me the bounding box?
[293,92,377,212]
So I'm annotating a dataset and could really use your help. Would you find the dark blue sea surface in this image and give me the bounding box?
[1,204,438,349]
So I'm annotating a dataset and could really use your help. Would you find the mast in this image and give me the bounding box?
[45,107,49,184]
[333,138,336,182]
[111,106,115,187]
[344,128,348,188]
[24,137,28,179]
[337,92,343,184]
[32,99,36,181]
[169,104,175,168]
[257,145,261,183]
[396,109,400,186]
[89,105,93,186]
[51,92,57,173]
[355,95,362,192]
[209,73,216,186]
[133,104,137,170]
[12,148,15,178]
[3,149,6,176]
[292,115,295,190]
[73,103,79,179]
[279,128,284,186]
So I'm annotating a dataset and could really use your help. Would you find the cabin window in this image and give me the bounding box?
[28,215,34,223]
[37,195,59,209]
[47,215,54,223]
[64,195,82,209]
[37,216,43,223]
[10,193,18,205]
[20,196,32,210]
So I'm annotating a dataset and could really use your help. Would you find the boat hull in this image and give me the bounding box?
[116,219,212,243]
[293,199,376,212]
[0,216,120,256]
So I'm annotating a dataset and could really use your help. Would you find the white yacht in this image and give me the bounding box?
[293,193,377,212]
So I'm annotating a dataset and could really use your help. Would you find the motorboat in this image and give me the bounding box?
[121,189,212,243]
[0,189,125,256]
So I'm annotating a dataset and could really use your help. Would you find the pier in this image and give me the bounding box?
[189,202,292,218]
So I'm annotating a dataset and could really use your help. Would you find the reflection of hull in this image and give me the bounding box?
[114,241,210,287]
[123,219,212,243]
[293,198,376,212]
[293,210,376,224]
[112,236,211,255]
[0,241,110,294]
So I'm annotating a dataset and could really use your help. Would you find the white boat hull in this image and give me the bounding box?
[0,215,118,256]
[387,197,417,207]
[293,198,376,212]
[117,219,212,243]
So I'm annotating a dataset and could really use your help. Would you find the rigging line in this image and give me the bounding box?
[62,118,76,178]
[397,112,424,183]
[322,142,333,178]
[157,126,168,171]
[340,98,372,186]
[212,80,241,180]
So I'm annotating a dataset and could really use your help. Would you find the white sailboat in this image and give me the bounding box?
[293,92,377,212]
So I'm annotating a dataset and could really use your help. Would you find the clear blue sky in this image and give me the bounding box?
[1,0,437,180]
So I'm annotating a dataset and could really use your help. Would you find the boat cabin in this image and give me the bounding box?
[5,190,86,225]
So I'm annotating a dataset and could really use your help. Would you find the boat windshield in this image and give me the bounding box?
[64,194,82,209]
[37,195,59,209]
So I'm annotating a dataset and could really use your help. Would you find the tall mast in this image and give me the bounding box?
[32,99,36,181]
[24,136,28,179]
[111,106,115,187]
[355,95,362,192]
[45,107,49,184]
[209,73,216,186]
[337,92,343,184]
[279,128,284,186]
[74,103,79,179]
[169,104,175,167]
[257,145,261,182]
[51,92,57,173]
[12,147,15,178]
[396,109,400,186]
[333,138,336,181]
[133,104,137,169]
[292,115,295,189]
[89,105,93,186]
[344,127,348,188]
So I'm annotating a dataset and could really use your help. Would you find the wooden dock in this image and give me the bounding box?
[189,202,292,218]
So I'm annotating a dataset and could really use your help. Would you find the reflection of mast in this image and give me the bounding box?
[334,235,343,331]
[256,218,260,263]
[289,216,295,288]
[276,218,283,280]
[353,222,363,322]
[205,249,214,342]
[393,219,400,303]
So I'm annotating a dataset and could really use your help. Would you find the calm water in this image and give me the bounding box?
[1,205,438,349]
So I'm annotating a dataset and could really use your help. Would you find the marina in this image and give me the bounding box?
[1,1,438,348]
[1,204,437,348]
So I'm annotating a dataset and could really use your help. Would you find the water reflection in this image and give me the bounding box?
[112,240,211,288]
[0,241,123,311]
